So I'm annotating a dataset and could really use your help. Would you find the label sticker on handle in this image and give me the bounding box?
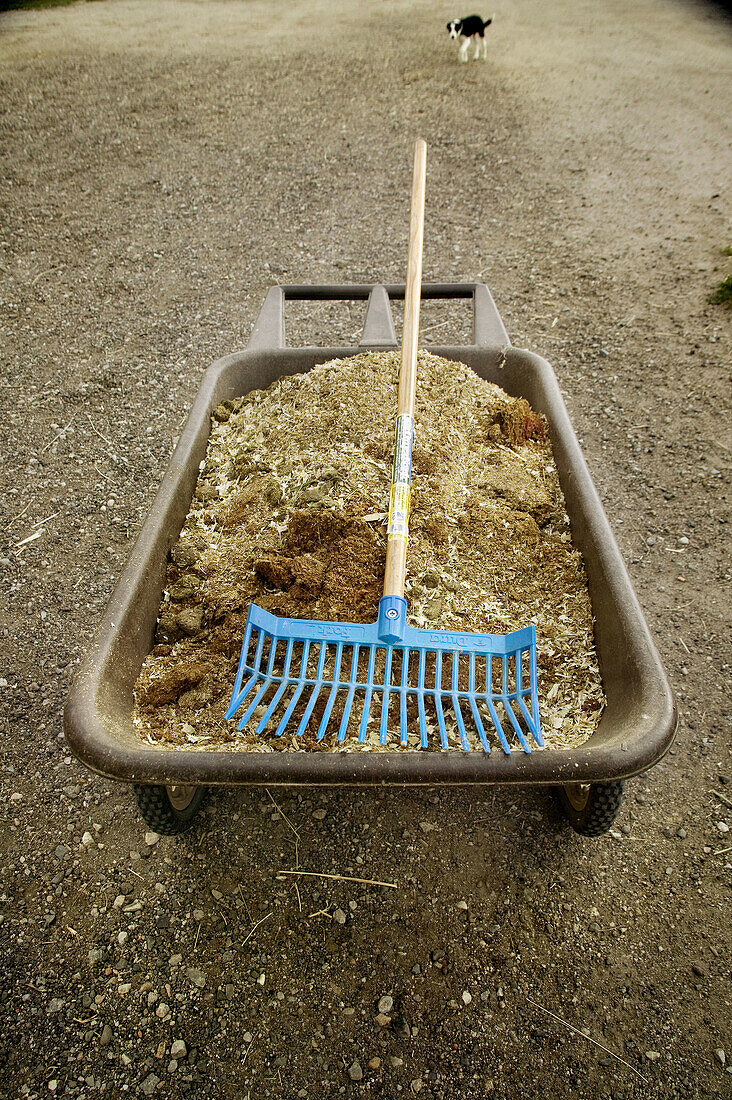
[392,414,414,485]
[387,482,411,542]
[387,414,414,542]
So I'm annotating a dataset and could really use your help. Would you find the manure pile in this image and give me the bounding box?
[133,351,604,752]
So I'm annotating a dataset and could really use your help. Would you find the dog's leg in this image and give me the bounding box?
[459,38,469,63]
[473,35,481,61]
[481,36,488,60]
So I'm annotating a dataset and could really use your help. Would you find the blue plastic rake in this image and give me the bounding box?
[225,596,542,752]
[226,139,543,753]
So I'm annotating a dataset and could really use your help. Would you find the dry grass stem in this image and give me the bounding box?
[276,870,397,889]
[525,996,649,1084]
[241,911,271,947]
[266,788,301,840]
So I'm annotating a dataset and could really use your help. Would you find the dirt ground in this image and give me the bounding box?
[0,1,730,1098]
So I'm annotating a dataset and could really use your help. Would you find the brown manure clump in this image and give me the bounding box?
[133,351,604,753]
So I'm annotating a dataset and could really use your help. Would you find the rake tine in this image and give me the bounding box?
[399,648,409,746]
[485,655,512,753]
[433,651,449,749]
[254,637,296,736]
[504,699,531,750]
[337,645,359,743]
[450,651,471,751]
[504,698,531,752]
[379,646,394,745]
[358,646,377,743]
[274,640,311,737]
[235,634,281,729]
[227,627,267,724]
[502,654,531,752]
[226,618,255,716]
[416,649,428,748]
[468,653,491,753]
[485,693,512,753]
[317,643,344,741]
[514,648,543,746]
[452,694,470,751]
[296,642,328,737]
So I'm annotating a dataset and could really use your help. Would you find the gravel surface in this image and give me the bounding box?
[1,1,730,1098]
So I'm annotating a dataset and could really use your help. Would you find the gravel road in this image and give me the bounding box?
[1,1,730,1097]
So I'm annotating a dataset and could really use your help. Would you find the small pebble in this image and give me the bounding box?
[144,831,160,846]
[99,1024,113,1047]
[333,909,346,924]
[170,1039,187,1059]
[313,809,326,820]
[456,900,468,911]
[185,967,206,989]
[378,995,394,1014]
[155,1003,170,1018]
[368,1057,382,1070]
[462,990,472,1005]
[348,1062,363,1082]
[140,1074,160,1096]
[715,1049,726,1067]
[645,1051,660,1062]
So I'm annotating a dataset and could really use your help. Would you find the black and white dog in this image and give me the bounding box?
[446,15,493,62]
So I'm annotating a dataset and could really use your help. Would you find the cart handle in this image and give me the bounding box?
[246,283,509,352]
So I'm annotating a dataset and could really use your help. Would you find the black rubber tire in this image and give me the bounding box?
[556,780,625,837]
[132,784,208,835]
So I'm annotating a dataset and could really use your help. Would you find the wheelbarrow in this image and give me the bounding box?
[63,283,677,837]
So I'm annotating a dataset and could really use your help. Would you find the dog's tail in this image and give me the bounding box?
[483,16,494,29]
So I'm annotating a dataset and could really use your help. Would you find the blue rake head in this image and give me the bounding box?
[225,596,543,753]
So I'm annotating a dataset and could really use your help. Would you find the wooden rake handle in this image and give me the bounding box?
[383,138,427,600]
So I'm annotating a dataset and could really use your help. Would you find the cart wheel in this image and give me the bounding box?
[556,780,624,837]
[132,784,208,835]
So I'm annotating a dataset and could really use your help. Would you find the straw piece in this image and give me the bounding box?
[275,870,397,889]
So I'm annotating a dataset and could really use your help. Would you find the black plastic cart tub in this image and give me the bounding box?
[64,284,676,833]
